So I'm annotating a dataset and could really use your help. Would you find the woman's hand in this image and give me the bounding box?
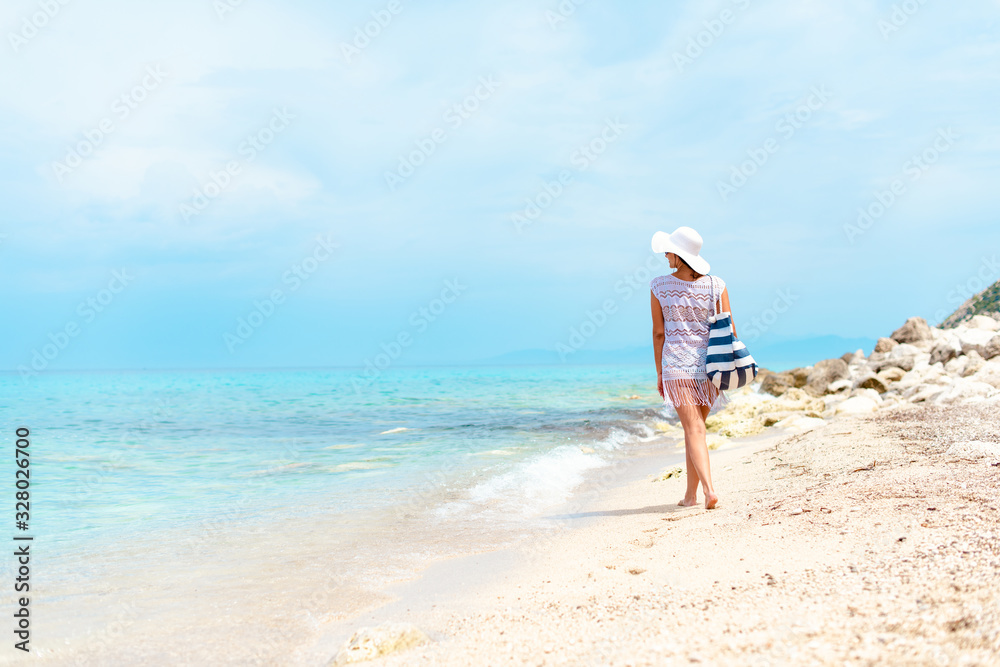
[651,291,666,401]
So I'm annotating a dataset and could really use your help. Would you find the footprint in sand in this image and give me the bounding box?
[630,535,655,548]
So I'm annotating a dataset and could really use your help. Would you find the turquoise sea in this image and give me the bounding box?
[0,364,685,658]
[2,364,674,560]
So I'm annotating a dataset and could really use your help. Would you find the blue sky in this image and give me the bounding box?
[1,0,998,373]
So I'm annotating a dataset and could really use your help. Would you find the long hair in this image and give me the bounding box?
[676,255,704,279]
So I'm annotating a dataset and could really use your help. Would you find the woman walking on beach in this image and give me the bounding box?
[649,227,733,510]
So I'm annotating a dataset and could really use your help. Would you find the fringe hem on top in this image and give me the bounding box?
[662,377,727,409]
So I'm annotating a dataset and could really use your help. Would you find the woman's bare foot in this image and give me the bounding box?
[705,492,719,510]
[678,497,698,507]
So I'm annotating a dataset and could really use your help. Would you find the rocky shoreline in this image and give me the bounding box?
[318,315,1000,666]
[325,398,1000,666]
[706,315,1000,441]
[322,316,1000,666]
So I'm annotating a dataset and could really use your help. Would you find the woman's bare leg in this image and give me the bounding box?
[678,405,713,506]
[676,403,718,509]
[679,446,699,506]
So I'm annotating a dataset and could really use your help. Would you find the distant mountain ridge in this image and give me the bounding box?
[941,278,1000,328]
[482,280,1000,371]
[483,335,877,372]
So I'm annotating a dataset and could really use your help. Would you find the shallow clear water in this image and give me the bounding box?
[1,364,674,561]
[0,364,689,658]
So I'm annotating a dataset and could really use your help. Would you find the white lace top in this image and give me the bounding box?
[650,274,725,381]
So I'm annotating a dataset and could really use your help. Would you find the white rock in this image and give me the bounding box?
[836,396,879,415]
[895,368,926,392]
[892,342,920,359]
[877,367,906,384]
[872,343,921,372]
[973,361,1000,389]
[968,315,1000,331]
[922,364,950,384]
[874,337,899,354]
[827,379,852,394]
[852,387,883,404]
[933,379,998,405]
[774,415,826,434]
[909,356,933,375]
[930,333,963,365]
[945,355,969,376]
[956,327,996,357]
[853,373,888,393]
[945,440,1000,458]
[334,623,431,665]
[962,350,986,377]
[985,336,1000,361]
[823,394,847,409]
[907,384,947,404]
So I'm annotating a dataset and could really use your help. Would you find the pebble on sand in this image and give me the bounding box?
[653,466,684,482]
[945,440,1000,459]
[332,623,431,665]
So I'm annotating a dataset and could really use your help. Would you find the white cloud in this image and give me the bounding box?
[2,0,1000,365]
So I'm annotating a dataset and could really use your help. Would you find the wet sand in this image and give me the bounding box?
[317,400,1000,666]
[14,399,999,665]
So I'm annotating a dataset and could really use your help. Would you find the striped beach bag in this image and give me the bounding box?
[705,276,758,390]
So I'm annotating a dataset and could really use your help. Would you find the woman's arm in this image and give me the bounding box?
[651,291,665,399]
[720,287,736,339]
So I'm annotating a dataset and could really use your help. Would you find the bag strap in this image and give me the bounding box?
[708,275,719,319]
[716,276,724,317]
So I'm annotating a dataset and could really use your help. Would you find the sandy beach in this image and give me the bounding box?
[7,1,1000,664]
[314,399,1000,666]
[14,320,1000,665]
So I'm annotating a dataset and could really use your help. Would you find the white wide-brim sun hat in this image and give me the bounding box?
[651,226,710,275]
